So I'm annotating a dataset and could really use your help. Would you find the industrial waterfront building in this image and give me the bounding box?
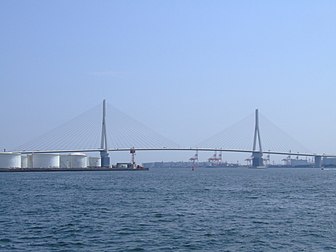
[0,152,102,169]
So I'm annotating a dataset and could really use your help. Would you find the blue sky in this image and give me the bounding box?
[1,1,336,162]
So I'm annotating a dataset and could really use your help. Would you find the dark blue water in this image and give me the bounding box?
[1,168,336,251]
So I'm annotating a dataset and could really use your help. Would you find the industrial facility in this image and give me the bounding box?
[0,152,102,169]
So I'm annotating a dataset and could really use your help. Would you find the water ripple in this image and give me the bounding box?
[1,168,336,251]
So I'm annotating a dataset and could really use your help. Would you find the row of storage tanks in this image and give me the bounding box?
[0,152,101,169]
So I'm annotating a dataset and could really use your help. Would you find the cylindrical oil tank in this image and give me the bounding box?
[60,153,87,168]
[60,155,71,168]
[21,155,28,168]
[28,153,60,168]
[88,157,101,167]
[70,153,87,168]
[27,155,33,168]
[0,152,21,168]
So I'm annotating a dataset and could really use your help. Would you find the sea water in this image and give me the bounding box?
[1,168,336,251]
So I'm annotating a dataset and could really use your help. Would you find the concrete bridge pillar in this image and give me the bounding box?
[251,109,264,168]
[252,151,264,167]
[100,150,110,167]
[100,99,110,168]
[314,155,322,168]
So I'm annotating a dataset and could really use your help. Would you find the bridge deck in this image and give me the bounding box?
[16,148,336,158]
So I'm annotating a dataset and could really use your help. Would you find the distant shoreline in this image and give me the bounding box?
[0,167,149,172]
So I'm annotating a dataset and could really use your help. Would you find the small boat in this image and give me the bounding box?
[115,162,147,170]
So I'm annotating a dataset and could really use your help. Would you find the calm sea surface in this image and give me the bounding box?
[1,168,336,251]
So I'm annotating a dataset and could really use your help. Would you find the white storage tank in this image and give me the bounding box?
[21,155,28,168]
[60,155,71,168]
[0,152,21,168]
[71,153,87,168]
[88,157,101,167]
[28,153,60,168]
[60,153,87,168]
[27,155,33,168]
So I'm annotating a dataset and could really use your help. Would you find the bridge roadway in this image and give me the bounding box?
[18,147,336,158]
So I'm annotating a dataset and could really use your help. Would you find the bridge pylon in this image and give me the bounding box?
[100,99,110,167]
[252,109,264,167]
[314,155,322,168]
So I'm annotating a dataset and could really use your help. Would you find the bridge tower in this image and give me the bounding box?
[100,99,110,167]
[252,109,264,167]
[314,155,322,168]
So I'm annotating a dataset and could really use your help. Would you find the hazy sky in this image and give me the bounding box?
[1,1,336,162]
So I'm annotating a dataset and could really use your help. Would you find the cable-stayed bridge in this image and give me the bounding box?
[13,100,336,168]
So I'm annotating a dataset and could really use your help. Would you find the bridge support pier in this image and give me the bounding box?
[100,150,110,168]
[252,151,264,167]
[314,155,322,168]
[100,100,110,167]
[251,109,264,168]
